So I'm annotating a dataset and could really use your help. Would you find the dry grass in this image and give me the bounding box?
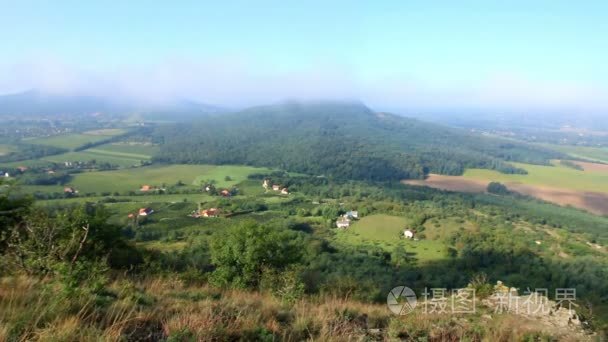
[0,276,589,341]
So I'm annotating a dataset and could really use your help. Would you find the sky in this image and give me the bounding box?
[1,0,607,113]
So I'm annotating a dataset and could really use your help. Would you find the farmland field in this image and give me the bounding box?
[405,160,608,215]
[42,151,145,167]
[462,161,608,193]
[58,164,273,193]
[26,129,127,150]
[546,144,608,163]
[0,144,17,156]
[90,142,160,158]
[334,214,446,262]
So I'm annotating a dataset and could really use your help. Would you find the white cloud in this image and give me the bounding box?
[1,59,606,115]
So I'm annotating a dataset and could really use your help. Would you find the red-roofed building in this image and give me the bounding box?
[138,207,154,216]
[201,208,220,217]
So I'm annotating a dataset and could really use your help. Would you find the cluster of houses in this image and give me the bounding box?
[262,179,289,195]
[336,210,359,228]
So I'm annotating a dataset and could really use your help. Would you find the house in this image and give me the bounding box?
[140,185,154,192]
[3,172,9,178]
[272,184,281,191]
[47,170,55,174]
[201,208,220,218]
[204,184,214,192]
[281,188,289,195]
[345,210,359,219]
[220,189,231,197]
[336,215,351,229]
[535,240,542,245]
[63,187,77,194]
[138,207,154,216]
[262,179,270,190]
[17,166,28,172]
[127,213,135,219]
[404,229,414,239]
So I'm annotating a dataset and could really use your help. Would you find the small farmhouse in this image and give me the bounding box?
[201,208,220,217]
[336,215,351,229]
[404,229,414,239]
[140,185,154,192]
[3,172,9,178]
[345,210,359,219]
[272,184,281,191]
[220,189,231,197]
[139,207,154,216]
[281,188,289,195]
[63,187,77,194]
[127,213,135,219]
[17,166,28,172]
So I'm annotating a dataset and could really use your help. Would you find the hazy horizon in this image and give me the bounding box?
[2,1,607,114]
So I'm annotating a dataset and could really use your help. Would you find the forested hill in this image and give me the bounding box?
[153,101,562,181]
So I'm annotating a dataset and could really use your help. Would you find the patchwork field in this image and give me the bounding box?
[404,160,608,215]
[42,151,146,168]
[26,129,127,150]
[543,144,608,163]
[0,144,17,156]
[59,164,273,193]
[90,142,160,158]
[334,214,446,262]
[463,161,608,193]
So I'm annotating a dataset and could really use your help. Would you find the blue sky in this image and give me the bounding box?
[1,1,606,111]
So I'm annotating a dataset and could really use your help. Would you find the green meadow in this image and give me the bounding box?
[463,161,608,193]
[544,144,608,163]
[26,129,127,150]
[42,151,145,168]
[90,143,160,158]
[334,214,446,262]
[0,144,17,156]
[57,164,273,193]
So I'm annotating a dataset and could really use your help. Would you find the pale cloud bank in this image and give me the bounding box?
[1,59,606,114]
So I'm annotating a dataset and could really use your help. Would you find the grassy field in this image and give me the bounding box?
[3,142,157,169]
[463,161,608,193]
[543,144,608,163]
[0,144,17,156]
[334,214,446,262]
[42,151,145,167]
[90,142,160,158]
[26,129,127,150]
[49,164,273,193]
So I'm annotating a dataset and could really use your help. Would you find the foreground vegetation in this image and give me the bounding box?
[1,104,608,340]
[2,168,608,340]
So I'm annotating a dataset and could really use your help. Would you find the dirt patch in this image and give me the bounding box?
[571,161,608,172]
[505,182,608,216]
[403,174,488,193]
[403,174,608,216]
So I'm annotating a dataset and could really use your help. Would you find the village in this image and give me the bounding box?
[126,177,419,242]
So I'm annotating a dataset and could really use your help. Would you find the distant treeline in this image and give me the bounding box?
[0,144,67,163]
[152,102,562,181]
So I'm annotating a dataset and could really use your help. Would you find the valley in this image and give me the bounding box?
[1,101,607,340]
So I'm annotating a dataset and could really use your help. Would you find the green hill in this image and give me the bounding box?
[153,101,562,181]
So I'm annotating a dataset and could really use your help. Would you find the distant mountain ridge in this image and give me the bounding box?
[153,101,564,181]
[0,90,223,119]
